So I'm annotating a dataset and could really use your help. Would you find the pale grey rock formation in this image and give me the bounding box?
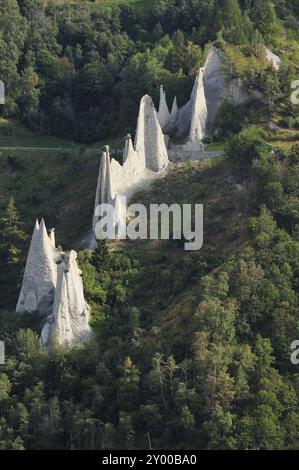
[176,48,223,136]
[92,151,106,232]
[40,261,70,348]
[17,220,91,348]
[201,45,247,126]
[135,94,169,172]
[203,45,280,124]
[49,228,56,247]
[92,146,115,232]
[123,133,134,164]
[185,69,207,150]
[265,47,281,71]
[227,77,249,105]
[16,219,59,316]
[164,134,170,149]
[157,88,178,134]
[93,94,169,239]
[174,44,281,135]
[176,73,203,138]
[202,45,228,126]
[157,85,170,131]
[103,146,113,203]
[176,45,248,133]
[40,250,91,348]
[168,96,179,132]
[95,41,281,237]
[123,134,141,184]
[267,121,281,130]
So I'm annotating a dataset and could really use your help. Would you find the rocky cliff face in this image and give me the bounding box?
[174,44,280,134]
[203,45,281,126]
[40,251,91,348]
[93,94,169,239]
[185,69,208,150]
[203,45,249,126]
[157,85,170,132]
[17,221,91,348]
[135,95,169,172]
[16,219,60,317]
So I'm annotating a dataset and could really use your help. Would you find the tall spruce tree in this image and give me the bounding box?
[218,0,247,44]
[0,197,27,307]
[251,0,277,38]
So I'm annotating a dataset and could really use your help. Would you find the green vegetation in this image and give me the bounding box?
[1,135,299,449]
[0,118,74,148]
[47,0,155,16]
[0,146,99,247]
[1,0,298,145]
[97,0,156,15]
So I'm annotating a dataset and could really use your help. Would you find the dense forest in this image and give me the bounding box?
[1,0,299,450]
[1,0,299,142]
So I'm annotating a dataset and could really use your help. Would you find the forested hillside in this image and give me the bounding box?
[1,137,299,449]
[1,0,299,450]
[1,0,299,142]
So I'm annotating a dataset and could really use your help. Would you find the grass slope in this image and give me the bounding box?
[116,158,250,348]
[0,145,99,247]
[0,118,75,149]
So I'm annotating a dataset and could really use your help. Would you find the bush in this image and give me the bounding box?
[211,101,249,140]
[226,127,270,174]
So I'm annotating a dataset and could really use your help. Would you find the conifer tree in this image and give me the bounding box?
[91,240,110,272]
[218,0,247,44]
[251,0,277,38]
[0,197,27,265]
[0,197,27,307]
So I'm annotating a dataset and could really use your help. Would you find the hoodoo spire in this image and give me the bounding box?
[123,133,140,182]
[168,96,178,132]
[16,219,58,316]
[135,95,168,172]
[157,85,170,131]
[49,228,56,247]
[186,69,207,150]
[40,250,91,348]
[93,146,114,231]
[51,261,72,347]
[104,146,113,203]
[123,133,134,164]
[93,93,169,244]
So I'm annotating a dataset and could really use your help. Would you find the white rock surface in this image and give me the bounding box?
[185,69,207,150]
[40,250,91,348]
[17,221,91,348]
[202,45,228,125]
[176,47,224,135]
[170,44,281,137]
[16,219,59,316]
[93,42,281,239]
[157,85,170,131]
[176,45,248,133]
[168,96,179,132]
[49,228,56,248]
[93,94,169,239]
[265,47,281,71]
[176,95,194,138]
[135,94,169,172]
